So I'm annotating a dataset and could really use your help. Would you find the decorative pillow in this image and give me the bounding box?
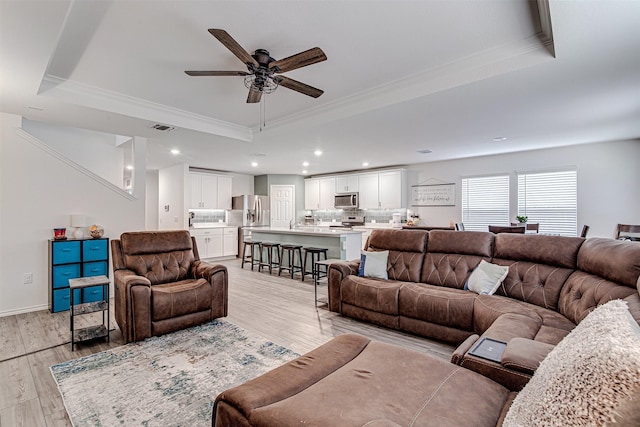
[357,250,389,279]
[503,299,640,427]
[465,260,508,295]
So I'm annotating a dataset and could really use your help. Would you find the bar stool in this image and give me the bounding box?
[241,240,262,270]
[301,247,328,282]
[278,244,303,279]
[258,242,281,274]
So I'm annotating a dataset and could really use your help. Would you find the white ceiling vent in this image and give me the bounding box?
[150,123,175,132]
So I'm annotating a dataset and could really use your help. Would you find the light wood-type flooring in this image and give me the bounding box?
[0,258,454,426]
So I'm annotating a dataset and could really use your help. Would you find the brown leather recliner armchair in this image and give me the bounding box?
[111,230,228,343]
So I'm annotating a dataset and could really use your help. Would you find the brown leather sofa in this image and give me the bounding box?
[111,230,228,343]
[326,229,640,390]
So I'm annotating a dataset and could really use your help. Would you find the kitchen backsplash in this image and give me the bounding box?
[190,210,226,224]
[301,208,407,224]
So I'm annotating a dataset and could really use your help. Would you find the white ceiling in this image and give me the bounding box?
[1,0,639,176]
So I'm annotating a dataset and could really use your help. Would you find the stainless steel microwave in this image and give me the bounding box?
[335,192,359,209]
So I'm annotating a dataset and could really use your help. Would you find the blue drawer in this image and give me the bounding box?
[83,239,108,262]
[52,241,81,265]
[82,285,105,303]
[52,264,81,289]
[83,261,108,277]
[52,288,81,313]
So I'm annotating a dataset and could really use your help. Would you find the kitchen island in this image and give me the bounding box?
[246,227,363,260]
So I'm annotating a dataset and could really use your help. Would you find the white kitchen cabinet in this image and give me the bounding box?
[319,177,336,209]
[191,228,223,259]
[304,178,320,210]
[379,170,405,208]
[189,172,232,209]
[358,173,379,209]
[217,176,232,210]
[223,227,238,256]
[335,174,359,193]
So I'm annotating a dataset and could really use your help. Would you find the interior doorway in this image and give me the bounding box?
[270,185,296,228]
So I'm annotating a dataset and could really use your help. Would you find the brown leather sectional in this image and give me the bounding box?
[111,230,228,343]
[212,230,640,426]
[328,229,640,389]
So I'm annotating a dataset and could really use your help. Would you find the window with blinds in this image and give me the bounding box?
[517,169,577,236]
[461,175,510,232]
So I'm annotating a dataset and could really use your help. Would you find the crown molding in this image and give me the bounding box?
[39,76,253,142]
[16,127,137,201]
[257,33,555,135]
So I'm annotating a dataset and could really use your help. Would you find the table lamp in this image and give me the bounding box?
[70,214,86,239]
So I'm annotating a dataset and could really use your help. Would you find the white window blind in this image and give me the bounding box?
[461,175,510,232]
[517,170,577,236]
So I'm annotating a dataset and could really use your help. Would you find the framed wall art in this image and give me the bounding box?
[411,183,455,206]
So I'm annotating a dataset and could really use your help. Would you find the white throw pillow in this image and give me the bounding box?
[360,250,389,279]
[503,299,640,427]
[466,260,508,295]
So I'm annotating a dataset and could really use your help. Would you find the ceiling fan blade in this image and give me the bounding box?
[185,71,249,76]
[269,47,327,73]
[274,76,324,98]
[208,29,258,67]
[246,85,262,103]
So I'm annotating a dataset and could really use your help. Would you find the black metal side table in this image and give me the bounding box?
[69,275,110,350]
[313,259,341,307]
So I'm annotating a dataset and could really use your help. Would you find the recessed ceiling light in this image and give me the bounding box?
[417,149,432,154]
[170,149,180,155]
[302,161,309,167]
[314,150,322,156]
[27,105,44,111]
[251,162,258,167]
[492,137,508,142]
[362,162,369,167]
[126,165,134,170]
[302,170,308,174]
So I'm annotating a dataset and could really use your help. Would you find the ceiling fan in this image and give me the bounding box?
[185,29,327,103]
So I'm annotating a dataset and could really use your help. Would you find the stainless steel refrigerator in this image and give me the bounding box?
[228,195,270,256]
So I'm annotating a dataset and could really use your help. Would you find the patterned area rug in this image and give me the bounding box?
[51,320,298,426]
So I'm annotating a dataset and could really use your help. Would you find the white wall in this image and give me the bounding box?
[158,164,188,230]
[0,113,146,315]
[406,140,640,238]
[22,119,126,189]
[145,170,159,230]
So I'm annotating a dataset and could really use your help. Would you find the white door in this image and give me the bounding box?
[270,185,295,228]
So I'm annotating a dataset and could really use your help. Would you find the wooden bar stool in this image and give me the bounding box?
[241,240,262,270]
[258,242,281,274]
[301,247,328,282]
[278,244,303,279]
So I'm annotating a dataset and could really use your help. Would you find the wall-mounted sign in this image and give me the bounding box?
[411,183,455,206]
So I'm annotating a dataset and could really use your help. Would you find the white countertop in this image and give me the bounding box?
[190,223,235,229]
[246,226,362,236]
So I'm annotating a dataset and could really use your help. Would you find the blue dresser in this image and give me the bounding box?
[49,237,109,312]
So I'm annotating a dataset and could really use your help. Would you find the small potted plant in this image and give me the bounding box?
[516,215,528,224]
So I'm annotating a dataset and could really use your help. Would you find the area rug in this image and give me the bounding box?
[50,320,299,426]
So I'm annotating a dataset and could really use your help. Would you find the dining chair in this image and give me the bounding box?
[455,223,465,231]
[580,225,590,238]
[511,223,539,233]
[616,224,640,240]
[489,225,526,234]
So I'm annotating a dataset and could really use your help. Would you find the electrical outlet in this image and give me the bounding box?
[23,273,33,284]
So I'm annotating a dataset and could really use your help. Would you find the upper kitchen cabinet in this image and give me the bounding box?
[189,172,232,209]
[304,178,320,210]
[319,177,336,209]
[359,169,406,209]
[217,176,232,210]
[378,170,406,208]
[335,174,359,193]
[358,173,379,209]
[305,177,337,210]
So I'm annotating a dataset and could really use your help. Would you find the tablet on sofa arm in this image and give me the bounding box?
[468,337,507,363]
